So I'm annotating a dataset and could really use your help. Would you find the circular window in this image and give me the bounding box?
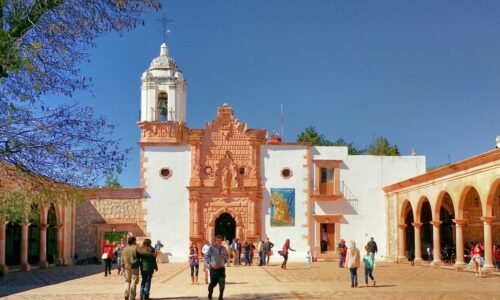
[239,167,247,175]
[159,168,172,179]
[281,168,292,179]
[204,166,213,176]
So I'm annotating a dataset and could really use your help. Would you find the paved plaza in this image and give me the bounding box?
[1,261,499,300]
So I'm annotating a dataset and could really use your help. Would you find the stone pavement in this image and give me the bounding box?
[1,261,499,299]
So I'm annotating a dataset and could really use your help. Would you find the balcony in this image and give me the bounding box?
[311,180,344,200]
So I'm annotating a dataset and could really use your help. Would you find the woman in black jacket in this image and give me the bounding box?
[138,239,158,300]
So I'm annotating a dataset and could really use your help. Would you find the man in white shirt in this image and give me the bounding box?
[202,240,211,284]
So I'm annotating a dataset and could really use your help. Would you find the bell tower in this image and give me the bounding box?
[140,43,186,122]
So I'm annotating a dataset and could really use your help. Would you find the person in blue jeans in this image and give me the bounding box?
[344,240,360,288]
[362,245,376,287]
[138,239,158,300]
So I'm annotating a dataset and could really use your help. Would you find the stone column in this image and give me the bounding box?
[249,200,256,237]
[192,199,199,237]
[0,221,7,268]
[430,221,442,266]
[397,224,407,263]
[314,219,321,257]
[55,224,64,265]
[481,216,495,270]
[20,222,31,271]
[453,219,466,267]
[39,224,48,268]
[412,222,423,264]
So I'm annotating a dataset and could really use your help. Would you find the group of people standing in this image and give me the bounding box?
[340,237,378,288]
[102,237,163,300]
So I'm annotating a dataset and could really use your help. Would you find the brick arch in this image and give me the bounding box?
[486,178,500,218]
[434,191,455,221]
[400,200,414,225]
[415,196,432,223]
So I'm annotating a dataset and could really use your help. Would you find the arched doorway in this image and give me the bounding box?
[402,202,414,257]
[47,204,58,264]
[439,193,455,263]
[214,213,236,242]
[5,223,21,265]
[420,200,433,261]
[28,204,41,265]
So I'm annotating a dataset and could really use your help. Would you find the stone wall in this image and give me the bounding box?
[75,189,146,260]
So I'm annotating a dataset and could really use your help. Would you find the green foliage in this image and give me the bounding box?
[104,175,122,189]
[366,136,400,156]
[104,231,127,243]
[296,127,400,156]
[296,126,334,146]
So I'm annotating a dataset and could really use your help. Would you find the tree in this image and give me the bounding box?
[104,174,122,188]
[0,101,129,187]
[366,136,400,156]
[1,0,161,102]
[330,138,366,155]
[296,126,334,146]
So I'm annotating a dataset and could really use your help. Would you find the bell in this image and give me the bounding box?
[158,100,168,116]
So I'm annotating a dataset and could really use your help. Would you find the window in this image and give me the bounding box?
[159,167,172,179]
[239,167,247,175]
[157,92,168,121]
[281,168,292,179]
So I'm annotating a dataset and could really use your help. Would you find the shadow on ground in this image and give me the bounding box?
[152,293,316,300]
[0,264,103,297]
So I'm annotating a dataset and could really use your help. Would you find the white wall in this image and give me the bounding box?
[261,145,310,261]
[337,155,426,260]
[143,145,191,261]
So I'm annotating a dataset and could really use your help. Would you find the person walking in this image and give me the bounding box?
[249,242,256,266]
[362,245,376,287]
[366,237,378,259]
[257,239,264,266]
[242,241,250,266]
[231,239,239,266]
[306,251,312,268]
[223,239,231,267]
[202,240,211,284]
[279,239,295,269]
[102,240,114,277]
[114,238,126,275]
[154,240,164,263]
[345,240,361,288]
[122,236,140,300]
[264,237,274,265]
[189,241,200,285]
[471,242,484,278]
[237,239,243,265]
[138,238,158,300]
[338,239,347,268]
[206,235,229,300]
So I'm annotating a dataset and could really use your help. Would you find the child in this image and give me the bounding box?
[306,251,312,268]
[362,245,376,287]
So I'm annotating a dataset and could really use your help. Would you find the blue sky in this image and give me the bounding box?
[54,1,499,187]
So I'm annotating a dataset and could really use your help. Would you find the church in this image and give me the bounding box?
[73,42,425,262]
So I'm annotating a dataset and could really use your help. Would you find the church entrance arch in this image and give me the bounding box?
[214,213,236,242]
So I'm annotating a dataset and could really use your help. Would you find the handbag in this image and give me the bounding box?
[102,253,109,260]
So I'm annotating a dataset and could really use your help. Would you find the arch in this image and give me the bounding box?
[157,91,168,121]
[415,196,433,222]
[5,222,22,265]
[400,200,414,225]
[434,190,455,220]
[459,185,484,245]
[486,178,500,218]
[214,213,236,242]
[209,207,243,227]
[46,204,58,264]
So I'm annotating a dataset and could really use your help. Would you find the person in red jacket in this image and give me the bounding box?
[102,240,115,276]
[493,244,500,272]
[471,242,484,278]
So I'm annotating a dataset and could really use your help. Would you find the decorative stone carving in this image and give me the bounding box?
[138,121,187,144]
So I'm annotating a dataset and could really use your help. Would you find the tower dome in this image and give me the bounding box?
[149,43,178,70]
